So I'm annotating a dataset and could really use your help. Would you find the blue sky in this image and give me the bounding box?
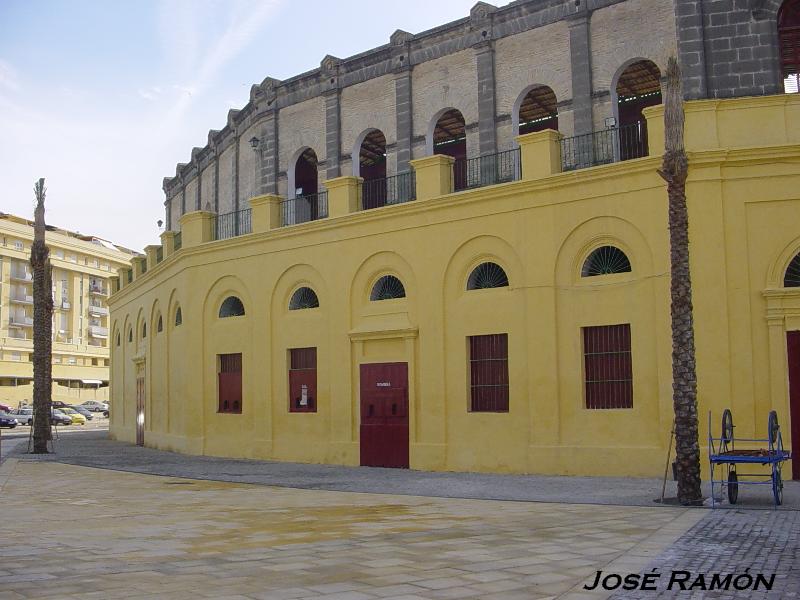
[0,0,480,250]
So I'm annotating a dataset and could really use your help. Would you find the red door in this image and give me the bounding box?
[788,331,800,480]
[135,375,145,447]
[360,362,409,468]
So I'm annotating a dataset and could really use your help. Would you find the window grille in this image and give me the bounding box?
[219,296,245,318]
[785,252,800,287]
[370,275,405,301]
[581,246,631,277]
[583,324,633,409]
[467,262,509,290]
[469,334,509,412]
[289,287,319,310]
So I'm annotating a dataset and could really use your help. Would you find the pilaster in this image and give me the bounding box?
[567,11,594,137]
[409,155,453,201]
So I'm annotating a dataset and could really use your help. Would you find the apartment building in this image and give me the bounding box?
[0,213,135,408]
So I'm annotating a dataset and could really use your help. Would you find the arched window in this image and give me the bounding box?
[785,252,800,287]
[467,262,509,290]
[359,130,388,209]
[518,86,558,135]
[293,148,318,198]
[219,296,245,318]
[581,246,632,277]
[780,0,800,93]
[370,275,406,301]
[157,315,163,333]
[432,109,466,160]
[142,323,146,339]
[615,60,661,160]
[175,306,183,326]
[128,328,133,343]
[116,331,121,347]
[289,287,320,310]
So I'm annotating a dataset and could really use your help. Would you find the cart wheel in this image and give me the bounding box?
[721,409,734,448]
[768,411,779,450]
[727,469,738,504]
[772,465,783,506]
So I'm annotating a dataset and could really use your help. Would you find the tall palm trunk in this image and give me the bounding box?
[658,58,702,505]
[31,178,53,453]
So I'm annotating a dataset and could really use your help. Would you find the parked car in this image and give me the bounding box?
[57,407,86,425]
[0,403,13,413]
[67,405,93,421]
[51,409,73,426]
[80,400,109,412]
[0,412,18,428]
[103,409,109,418]
[11,408,33,425]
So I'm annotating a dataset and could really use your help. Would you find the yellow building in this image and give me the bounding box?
[108,96,800,479]
[0,213,136,408]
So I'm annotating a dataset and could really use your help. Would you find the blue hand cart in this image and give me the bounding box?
[708,409,791,507]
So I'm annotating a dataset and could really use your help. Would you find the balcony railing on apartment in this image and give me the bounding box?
[10,294,33,304]
[174,231,182,251]
[361,172,416,210]
[281,191,328,227]
[89,325,109,338]
[9,315,33,327]
[560,121,649,172]
[453,148,521,192]
[214,208,252,240]
[89,283,107,295]
[10,271,32,282]
[89,304,109,316]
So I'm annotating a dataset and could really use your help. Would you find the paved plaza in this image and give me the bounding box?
[0,432,798,599]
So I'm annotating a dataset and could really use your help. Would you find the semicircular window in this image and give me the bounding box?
[219,296,245,318]
[785,253,800,287]
[289,287,320,310]
[370,275,406,301]
[581,246,632,277]
[467,262,509,290]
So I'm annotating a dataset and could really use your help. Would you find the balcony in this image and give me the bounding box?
[361,172,416,210]
[281,191,328,227]
[10,271,32,282]
[89,284,107,296]
[452,148,521,192]
[89,304,109,316]
[214,208,252,240]
[560,121,648,171]
[61,300,71,310]
[9,315,33,328]
[10,294,33,305]
[89,325,108,338]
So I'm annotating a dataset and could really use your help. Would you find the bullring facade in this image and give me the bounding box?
[109,0,800,479]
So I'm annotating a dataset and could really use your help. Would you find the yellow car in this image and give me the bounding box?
[57,407,86,425]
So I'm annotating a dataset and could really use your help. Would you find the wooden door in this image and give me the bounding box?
[135,374,145,447]
[360,362,409,468]
[788,331,800,480]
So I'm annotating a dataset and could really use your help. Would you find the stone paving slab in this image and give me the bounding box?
[0,459,704,600]
[3,430,797,509]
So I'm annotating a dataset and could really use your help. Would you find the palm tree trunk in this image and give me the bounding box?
[658,57,702,505]
[31,178,53,453]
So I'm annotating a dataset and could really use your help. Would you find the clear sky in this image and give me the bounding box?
[0,0,481,251]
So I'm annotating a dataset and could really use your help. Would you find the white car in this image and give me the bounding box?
[80,400,109,412]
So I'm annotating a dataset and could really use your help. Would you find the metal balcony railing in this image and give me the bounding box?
[214,208,252,240]
[560,121,649,172]
[174,232,182,251]
[281,191,328,227]
[361,172,416,210]
[10,271,32,282]
[89,284,107,295]
[10,294,33,304]
[89,325,109,338]
[452,148,521,192]
[89,304,109,316]
[9,315,33,327]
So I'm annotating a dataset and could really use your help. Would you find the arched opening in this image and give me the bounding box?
[293,148,318,198]
[518,86,558,135]
[142,323,147,339]
[219,296,245,318]
[157,315,163,333]
[785,252,800,287]
[432,108,466,190]
[780,0,800,93]
[289,287,320,310]
[359,130,388,209]
[614,60,661,160]
[370,275,406,301]
[581,246,632,277]
[467,262,509,290]
[174,306,182,326]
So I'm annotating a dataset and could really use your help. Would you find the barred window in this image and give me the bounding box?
[468,334,509,412]
[583,324,633,409]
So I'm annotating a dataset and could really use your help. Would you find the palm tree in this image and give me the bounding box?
[31,178,53,453]
[658,57,702,505]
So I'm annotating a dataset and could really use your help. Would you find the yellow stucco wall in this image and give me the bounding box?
[108,95,800,478]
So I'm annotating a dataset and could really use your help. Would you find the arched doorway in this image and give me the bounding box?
[432,109,467,190]
[615,60,662,160]
[291,148,320,224]
[517,86,559,135]
[779,0,800,93]
[358,130,387,209]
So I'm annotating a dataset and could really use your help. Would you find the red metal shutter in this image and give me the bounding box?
[469,334,509,412]
[218,353,242,413]
[583,325,633,409]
